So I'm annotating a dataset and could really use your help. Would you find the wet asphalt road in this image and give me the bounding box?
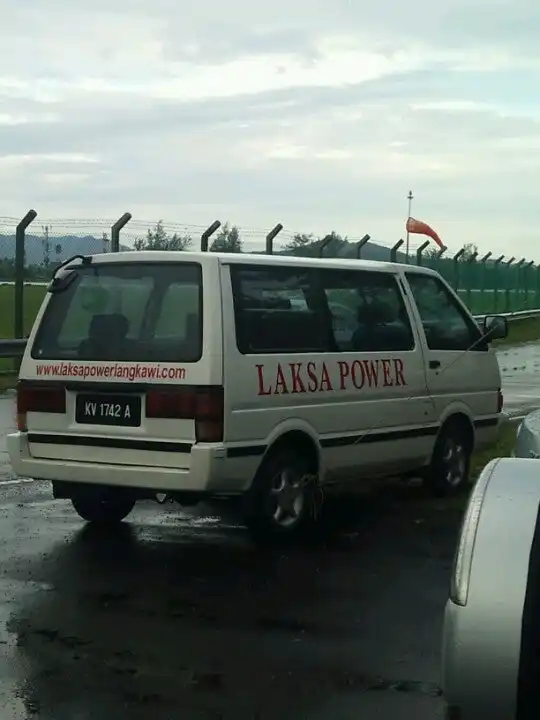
[0,392,15,484]
[0,394,454,719]
[497,343,540,417]
[0,342,539,719]
[0,480,452,719]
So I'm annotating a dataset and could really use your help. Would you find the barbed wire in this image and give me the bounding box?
[0,216,409,252]
[0,216,447,272]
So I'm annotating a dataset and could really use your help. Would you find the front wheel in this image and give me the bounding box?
[243,449,320,543]
[71,491,135,524]
[423,422,472,497]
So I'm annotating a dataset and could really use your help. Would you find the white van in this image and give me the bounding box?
[7,251,507,540]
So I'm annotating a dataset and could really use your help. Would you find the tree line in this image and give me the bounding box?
[134,221,243,253]
[133,221,352,256]
[134,221,480,263]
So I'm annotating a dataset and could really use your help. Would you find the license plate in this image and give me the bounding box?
[75,394,142,427]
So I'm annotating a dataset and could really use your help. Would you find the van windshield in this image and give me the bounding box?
[31,261,202,363]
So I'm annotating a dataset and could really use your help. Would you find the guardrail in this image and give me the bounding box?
[473,309,540,322]
[0,339,27,359]
[0,309,539,361]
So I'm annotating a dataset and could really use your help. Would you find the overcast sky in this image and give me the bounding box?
[1,0,539,256]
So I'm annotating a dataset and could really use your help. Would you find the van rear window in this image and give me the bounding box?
[31,262,202,363]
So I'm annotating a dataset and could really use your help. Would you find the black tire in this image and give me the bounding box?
[243,448,320,543]
[71,490,135,524]
[424,420,472,497]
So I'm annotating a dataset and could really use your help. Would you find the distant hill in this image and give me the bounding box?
[0,234,130,266]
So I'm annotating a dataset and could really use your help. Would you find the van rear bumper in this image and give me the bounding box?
[6,432,232,493]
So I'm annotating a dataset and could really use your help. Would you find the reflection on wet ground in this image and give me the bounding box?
[0,481,451,719]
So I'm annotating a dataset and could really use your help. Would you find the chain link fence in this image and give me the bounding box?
[0,210,538,353]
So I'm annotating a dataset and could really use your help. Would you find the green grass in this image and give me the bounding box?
[0,373,16,393]
[493,316,540,347]
[0,284,45,339]
[456,288,537,315]
[0,284,45,376]
[470,418,518,479]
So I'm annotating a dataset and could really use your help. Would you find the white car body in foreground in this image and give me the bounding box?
[515,410,540,459]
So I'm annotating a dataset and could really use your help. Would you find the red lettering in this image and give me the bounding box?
[337,361,350,390]
[306,362,318,392]
[362,359,380,387]
[289,362,306,393]
[381,359,393,387]
[256,364,271,396]
[274,364,289,394]
[319,362,333,392]
[393,358,406,386]
[351,360,365,389]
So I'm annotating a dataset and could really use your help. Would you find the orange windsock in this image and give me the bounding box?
[406,217,444,249]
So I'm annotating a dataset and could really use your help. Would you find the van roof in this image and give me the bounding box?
[67,250,439,276]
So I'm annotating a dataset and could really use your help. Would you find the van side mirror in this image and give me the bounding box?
[482,315,508,342]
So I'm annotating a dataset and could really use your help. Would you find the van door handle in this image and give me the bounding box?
[429,360,441,369]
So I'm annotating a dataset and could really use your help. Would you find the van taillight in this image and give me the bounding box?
[497,389,503,413]
[146,386,224,442]
[16,382,66,431]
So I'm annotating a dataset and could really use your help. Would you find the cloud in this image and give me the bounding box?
[0,0,539,258]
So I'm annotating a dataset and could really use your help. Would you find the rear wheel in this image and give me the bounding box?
[243,448,320,543]
[423,420,472,497]
[71,490,135,524]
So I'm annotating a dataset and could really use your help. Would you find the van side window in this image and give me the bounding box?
[405,273,482,351]
[320,270,414,352]
[231,266,328,354]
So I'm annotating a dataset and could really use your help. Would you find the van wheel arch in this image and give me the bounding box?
[260,430,321,476]
[438,413,475,453]
[243,431,321,542]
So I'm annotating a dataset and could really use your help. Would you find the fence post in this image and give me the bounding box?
[200,221,221,252]
[431,245,447,274]
[265,223,283,255]
[390,239,404,262]
[493,255,504,313]
[524,260,535,308]
[452,248,465,294]
[466,251,478,312]
[505,257,515,313]
[318,234,333,258]
[415,240,430,266]
[110,212,132,253]
[356,234,370,258]
[480,252,492,315]
[515,258,526,311]
[14,209,38,341]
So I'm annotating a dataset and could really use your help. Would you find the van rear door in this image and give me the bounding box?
[18,255,223,470]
